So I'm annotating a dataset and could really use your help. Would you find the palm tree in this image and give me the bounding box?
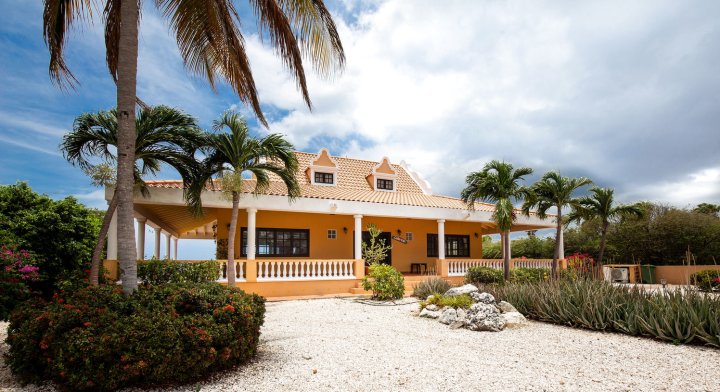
[61,106,203,286]
[522,172,592,279]
[44,0,345,294]
[188,111,300,286]
[461,161,533,281]
[567,187,643,273]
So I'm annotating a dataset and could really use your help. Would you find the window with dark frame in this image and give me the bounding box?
[426,233,470,257]
[377,178,394,190]
[241,227,309,257]
[314,172,334,184]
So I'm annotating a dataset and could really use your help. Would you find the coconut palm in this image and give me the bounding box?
[44,0,345,294]
[522,172,592,279]
[61,106,203,286]
[188,111,300,286]
[461,161,533,280]
[567,187,643,273]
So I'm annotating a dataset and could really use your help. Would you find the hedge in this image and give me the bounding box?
[5,283,265,390]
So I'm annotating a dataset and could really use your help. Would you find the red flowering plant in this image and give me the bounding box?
[563,253,595,280]
[1,245,41,320]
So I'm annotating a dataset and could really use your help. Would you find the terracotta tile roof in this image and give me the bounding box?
[145,151,499,212]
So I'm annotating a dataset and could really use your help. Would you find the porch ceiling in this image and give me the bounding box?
[134,203,218,239]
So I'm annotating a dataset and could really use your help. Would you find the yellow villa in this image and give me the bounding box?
[104,149,556,297]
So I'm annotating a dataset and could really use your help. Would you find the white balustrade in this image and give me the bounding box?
[447,259,553,276]
[513,259,553,269]
[217,260,247,282]
[257,259,355,281]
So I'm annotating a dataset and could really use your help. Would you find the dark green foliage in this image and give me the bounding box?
[439,294,473,309]
[486,280,720,348]
[510,267,548,283]
[5,283,265,391]
[412,277,451,299]
[465,266,504,285]
[690,270,720,291]
[362,264,405,300]
[0,183,101,293]
[565,202,720,265]
[482,235,555,259]
[138,259,219,284]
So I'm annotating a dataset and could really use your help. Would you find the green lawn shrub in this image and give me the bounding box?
[138,259,219,284]
[362,263,405,300]
[5,283,265,390]
[485,279,720,348]
[419,293,473,310]
[465,266,504,286]
[690,269,720,292]
[412,277,451,299]
[510,267,548,283]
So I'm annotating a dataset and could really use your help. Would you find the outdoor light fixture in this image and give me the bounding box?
[343,227,348,234]
[397,229,402,235]
[474,232,479,238]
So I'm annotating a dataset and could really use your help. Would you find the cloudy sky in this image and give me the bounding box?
[1,0,718,257]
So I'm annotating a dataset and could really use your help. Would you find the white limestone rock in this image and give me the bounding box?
[470,292,496,304]
[419,308,441,319]
[438,307,458,325]
[497,301,518,313]
[502,311,529,328]
[444,284,479,297]
[466,302,505,332]
[425,304,439,312]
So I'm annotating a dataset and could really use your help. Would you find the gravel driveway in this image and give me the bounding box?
[2,298,719,391]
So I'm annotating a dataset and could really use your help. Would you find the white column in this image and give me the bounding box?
[136,218,146,260]
[247,208,257,260]
[353,214,363,259]
[154,228,161,259]
[107,208,118,260]
[173,238,179,260]
[165,234,171,259]
[437,219,445,260]
[558,229,564,260]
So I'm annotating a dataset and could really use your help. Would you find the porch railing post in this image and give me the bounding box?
[245,259,257,282]
[354,259,365,280]
[437,258,449,277]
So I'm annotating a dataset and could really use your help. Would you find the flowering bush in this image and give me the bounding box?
[0,246,40,320]
[690,270,720,292]
[5,283,265,391]
[563,253,595,280]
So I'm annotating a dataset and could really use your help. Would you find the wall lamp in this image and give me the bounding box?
[396,229,402,235]
[343,227,348,234]
[474,232,479,238]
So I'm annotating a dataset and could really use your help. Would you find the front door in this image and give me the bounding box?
[359,231,392,265]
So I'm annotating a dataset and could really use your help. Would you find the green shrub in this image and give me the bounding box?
[5,283,265,390]
[412,277,451,299]
[465,266,504,286]
[510,268,548,284]
[362,264,405,300]
[138,259,219,284]
[485,280,720,348]
[690,269,720,291]
[439,294,473,309]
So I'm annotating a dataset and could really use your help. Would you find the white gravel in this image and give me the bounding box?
[2,298,719,391]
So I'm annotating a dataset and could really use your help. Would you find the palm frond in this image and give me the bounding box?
[43,0,93,89]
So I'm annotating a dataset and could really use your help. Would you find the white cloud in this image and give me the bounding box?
[240,0,720,205]
[621,167,720,207]
[73,189,108,209]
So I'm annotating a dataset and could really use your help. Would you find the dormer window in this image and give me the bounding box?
[367,156,398,192]
[314,172,334,184]
[377,178,394,190]
[307,148,339,186]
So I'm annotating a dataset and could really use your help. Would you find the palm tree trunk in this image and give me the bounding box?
[226,191,240,287]
[89,191,118,286]
[552,209,562,280]
[597,220,609,280]
[116,0,140,295]
[503,230,511,281]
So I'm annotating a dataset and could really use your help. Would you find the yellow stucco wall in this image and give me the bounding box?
[216,209,484,273]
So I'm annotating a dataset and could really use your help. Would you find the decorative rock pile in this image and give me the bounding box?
[418,284,528,332]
